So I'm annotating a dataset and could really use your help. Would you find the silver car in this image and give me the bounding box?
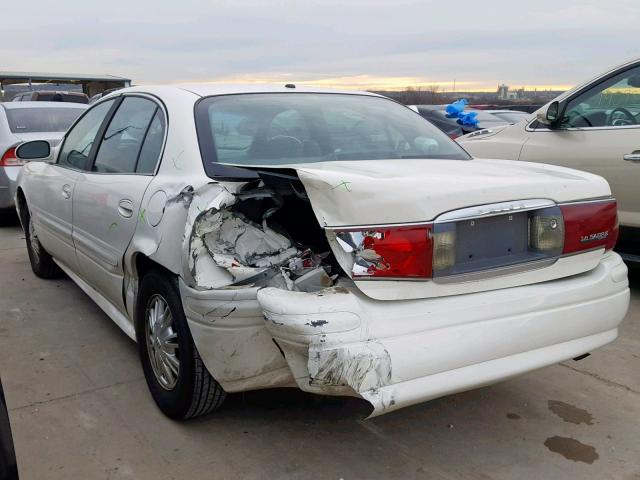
[0,102,86,219]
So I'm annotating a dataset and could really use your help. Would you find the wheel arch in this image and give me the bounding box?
[15,187,27,230]
[125,251,179,328]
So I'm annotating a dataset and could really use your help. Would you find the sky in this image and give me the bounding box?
[3,0,639,91]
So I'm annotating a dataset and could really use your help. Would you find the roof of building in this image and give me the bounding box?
[0,72,131,84]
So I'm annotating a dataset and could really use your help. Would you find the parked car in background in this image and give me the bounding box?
[0,102,87,220]
[485,109,532,124]
[459,57,640,261]
[410,104,514,139]
[470,104,543,114]
[12,91,88,104]
[0,377,18,480]
[89,88,123,104]
[15,85,628,420]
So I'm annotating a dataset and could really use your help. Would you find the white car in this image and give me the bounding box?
[458,58,640,261]
[0,102,86,219]
[14,85,629,419]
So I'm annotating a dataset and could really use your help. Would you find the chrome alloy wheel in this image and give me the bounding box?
[145,294,180,390]
[28,216,40,261]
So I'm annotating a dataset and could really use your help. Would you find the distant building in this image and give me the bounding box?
[497,84,519,100]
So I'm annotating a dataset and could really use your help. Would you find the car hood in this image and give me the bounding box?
[289,158,611,227]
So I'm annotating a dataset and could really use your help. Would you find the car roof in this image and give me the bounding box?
[119,83,382,98]
[0,101,88,110]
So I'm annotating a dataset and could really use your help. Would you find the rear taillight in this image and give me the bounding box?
[561,200,618,254]
[0,147,24,167]
[333,199,619,281]
[335,226,433,278]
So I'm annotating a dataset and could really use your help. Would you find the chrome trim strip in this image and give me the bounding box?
[558,197,615,206]
[434,199,555,223]
[432,257,558,284]
[526,122,640,133]
[323,197,615,231]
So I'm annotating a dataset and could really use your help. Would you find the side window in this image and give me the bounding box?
[562,65,640,128]
[58,100,115,170]
[136,109,166,174]
[92,97,157,174]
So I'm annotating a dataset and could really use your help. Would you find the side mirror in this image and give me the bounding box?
[546,101,560,122]
[536,101,561,127]
[16,140,51,161]
[536,102,560,127]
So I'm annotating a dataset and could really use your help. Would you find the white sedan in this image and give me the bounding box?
[14,85,629,419]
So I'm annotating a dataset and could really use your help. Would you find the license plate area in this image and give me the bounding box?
[432,207,562,278]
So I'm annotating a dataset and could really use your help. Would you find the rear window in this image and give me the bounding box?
[5,108,85,133]
[195,93,470,176]
[35,93,88,104]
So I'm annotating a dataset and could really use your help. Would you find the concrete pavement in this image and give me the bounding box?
[1,218,639,479]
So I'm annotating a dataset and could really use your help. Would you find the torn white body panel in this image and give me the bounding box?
[258,254,628,417]
[179,279,295,391]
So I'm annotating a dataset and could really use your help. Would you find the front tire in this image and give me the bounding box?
[136,270,226,420]
[22,207,60,278]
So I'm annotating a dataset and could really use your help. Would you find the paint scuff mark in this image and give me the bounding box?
[167,185,195,208]
[307,319,328,328]
[308,341,392,392]
[172,149,185,170]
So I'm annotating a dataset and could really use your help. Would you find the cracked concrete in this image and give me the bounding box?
[1,220,639,479]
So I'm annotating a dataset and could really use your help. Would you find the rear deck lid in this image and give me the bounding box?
[291,158,614,300]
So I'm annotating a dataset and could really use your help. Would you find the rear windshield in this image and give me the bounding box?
[35,93,88,104]
[5,108,85,133]
[196,93,470,175]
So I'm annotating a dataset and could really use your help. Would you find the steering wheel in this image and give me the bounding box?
[567,110,593,127]
[609,107,637,126]
[268,135,303,145]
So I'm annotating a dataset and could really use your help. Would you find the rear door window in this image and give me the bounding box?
[92,97,158,174]
[135,109,166,174]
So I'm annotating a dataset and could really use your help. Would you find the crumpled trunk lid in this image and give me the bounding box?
[293,158,610,227]
[286,158,612,300]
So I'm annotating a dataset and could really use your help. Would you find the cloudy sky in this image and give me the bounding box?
[3,0,639,91]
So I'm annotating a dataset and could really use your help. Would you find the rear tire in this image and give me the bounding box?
[136,269,226,420]
[22,207,60,279]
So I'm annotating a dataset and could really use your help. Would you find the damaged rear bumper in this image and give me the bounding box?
[257,253,629,417]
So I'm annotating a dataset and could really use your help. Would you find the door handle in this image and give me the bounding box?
[61,184,72,199]
[117,199,134,218]
[623,151,640,162]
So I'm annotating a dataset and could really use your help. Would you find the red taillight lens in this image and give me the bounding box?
[0,147,23,167]
[335,225,433,278]
[561,200,618,254]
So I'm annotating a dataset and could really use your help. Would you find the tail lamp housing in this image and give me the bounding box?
[561,200,618,254]
[332,199,618,280]
[0,147,24,167]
